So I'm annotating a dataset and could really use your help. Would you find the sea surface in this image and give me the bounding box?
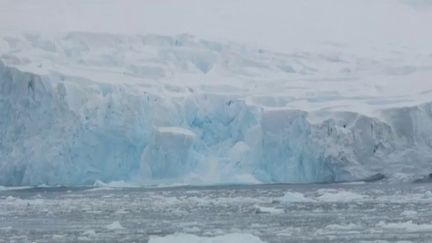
[1,183,432,242]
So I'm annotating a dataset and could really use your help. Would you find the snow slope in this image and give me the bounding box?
[0,0,432,186]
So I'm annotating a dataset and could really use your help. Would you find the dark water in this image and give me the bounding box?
[1,183,432,242]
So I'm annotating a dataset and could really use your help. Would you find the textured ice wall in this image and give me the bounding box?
[1,60,432,186]
[1,32,432,186]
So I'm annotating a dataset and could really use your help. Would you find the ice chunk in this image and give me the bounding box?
[105,221,124,231]
[254,205,284,214]
[400,210,418,218]
[376,221,432,232]
[324,223,360,231]
[82,229,97,237]
[316,190,366,202]
[279,192,314,203]
[148,233,267,243]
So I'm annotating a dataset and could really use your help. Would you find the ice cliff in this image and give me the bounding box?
[1,33,432,186]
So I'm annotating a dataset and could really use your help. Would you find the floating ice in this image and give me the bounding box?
[316,190,367,202]
[324,223,360,231]
[400,210,418,218]
[376,221,432,232]
[105,221,124,231]
[148,233,267,243]
[254,205,284,214]
[279,192,314,203]
[82,229,97,237]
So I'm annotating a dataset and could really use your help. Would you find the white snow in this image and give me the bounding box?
[148,233,267,243]
[0,0,432,186]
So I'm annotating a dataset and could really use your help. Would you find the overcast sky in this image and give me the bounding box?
[0,0,431,53]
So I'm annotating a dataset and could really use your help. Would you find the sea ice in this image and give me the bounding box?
[148,233,267,243]
[105,221,124,231]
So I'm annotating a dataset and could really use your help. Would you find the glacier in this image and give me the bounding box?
[1,32,432,186]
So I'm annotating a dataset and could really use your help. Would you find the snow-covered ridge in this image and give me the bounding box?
[1,32,432,186]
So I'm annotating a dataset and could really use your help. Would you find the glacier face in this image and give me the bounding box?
[1,33,432,186]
